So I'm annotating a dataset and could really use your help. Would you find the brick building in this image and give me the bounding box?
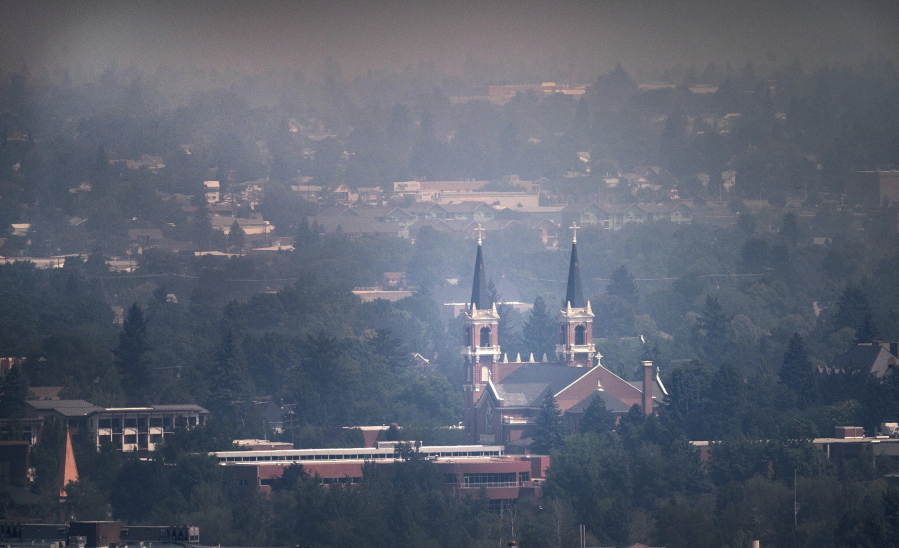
[213,442,548,507]
[461,226,665,449]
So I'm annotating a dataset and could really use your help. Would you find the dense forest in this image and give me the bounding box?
[1,56,899,547]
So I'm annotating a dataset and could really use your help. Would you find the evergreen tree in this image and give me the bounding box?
[531,392,564,454]
[227,220,246,251]
[522,296,557,360]
[779,333,819,407]
[855,312,882,344]
[692,296,728,364]
[114,303,152,403]
[207,328,252,418]
[780,212,800,245]
[607,265,639,306]
[190,205,215,249]
[834,285,873,331]
[0,363,31,419]
[579,394,616,435]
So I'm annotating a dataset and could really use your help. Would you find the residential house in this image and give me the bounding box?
[826,342,899,378]
[127,228,164,251]
[203,181,220,204]
[442,202,496,222]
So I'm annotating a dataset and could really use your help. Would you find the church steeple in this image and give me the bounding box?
[460,226,501,443]
[557,223,596,367]
[564,229,586,308]
[470,239,489,309]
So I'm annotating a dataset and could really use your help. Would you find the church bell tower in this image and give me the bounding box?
[557,224,596,366]
[461,226,501,442]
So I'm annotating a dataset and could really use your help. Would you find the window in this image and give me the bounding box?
[98,434,112,445]
[464,326,472,346]
[124,434,137,444]
[463,473,517,488]
[479,326,491,347]
[150,417,163,428]
[99,419,112,429]
[443,473,458,484]
[560,325,567,344]
[575,325,586,345]
[519,472,530,483]
[137,418,148,431]
[124,418,137,428]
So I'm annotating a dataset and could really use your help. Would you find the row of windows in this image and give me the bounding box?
[462,472,518,487]
[257,477,364,486]
[445,471,536,485]
[217,449,503,463]
[262,473,532,488]
[98,433,164,448]
[97,416,199,429]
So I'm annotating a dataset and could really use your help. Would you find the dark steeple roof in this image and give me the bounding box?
[565,242,586,308]
[470,243,489,309]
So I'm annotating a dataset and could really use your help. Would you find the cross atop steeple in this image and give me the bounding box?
[569,223,579,243]
[475,223,485,245]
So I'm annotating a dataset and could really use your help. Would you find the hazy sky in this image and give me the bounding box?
[2,0,898,81]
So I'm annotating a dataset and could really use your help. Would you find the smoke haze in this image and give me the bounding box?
[2,0,898,80]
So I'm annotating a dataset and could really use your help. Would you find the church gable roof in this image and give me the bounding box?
[492,364,592,408]
[566,389,632,414]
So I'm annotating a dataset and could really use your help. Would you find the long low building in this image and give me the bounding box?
[212,441,549,508]
[0,522,199,548]
[22,400,209,453]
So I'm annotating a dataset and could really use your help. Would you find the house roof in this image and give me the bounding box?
[317,206,357,217]
[828,343,899,377]
[308,216,405,236]
[442,201,492,213]
[26,400,104,417]
[127,228,164,241]
[419,180,489,191]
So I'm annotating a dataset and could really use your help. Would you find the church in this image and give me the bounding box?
[461,225,666,449]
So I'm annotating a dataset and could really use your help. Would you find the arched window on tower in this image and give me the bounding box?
[464,326,472,346]
[575,325,586,346]
[479,326,491,347]
[560,325,567,345]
